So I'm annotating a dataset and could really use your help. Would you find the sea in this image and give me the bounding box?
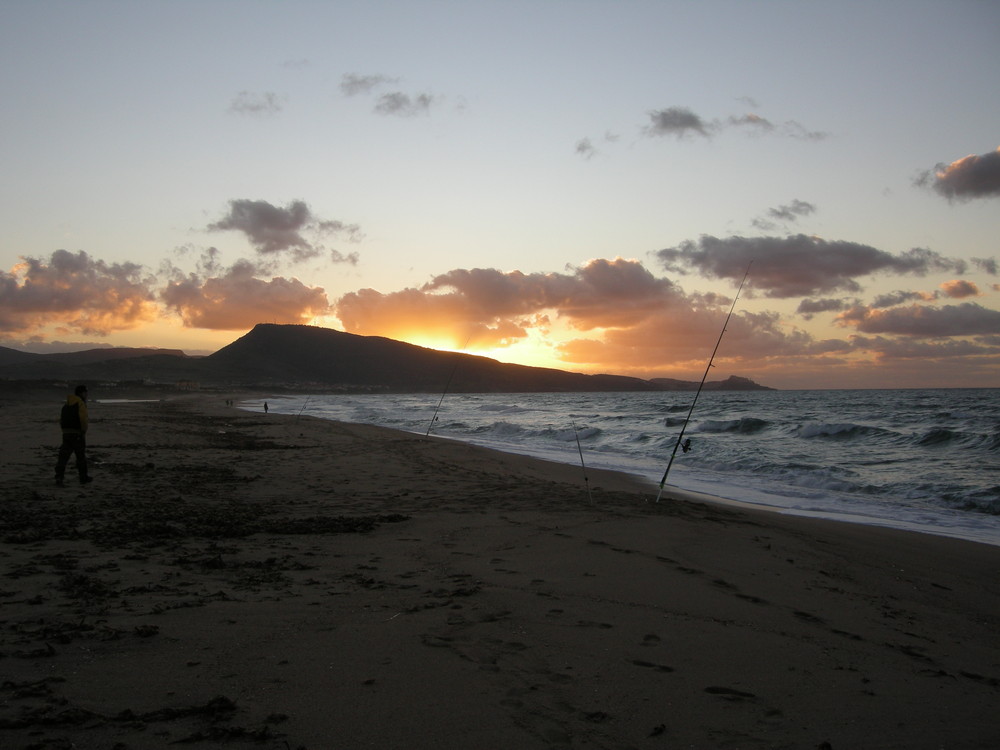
[242,389,1000,547]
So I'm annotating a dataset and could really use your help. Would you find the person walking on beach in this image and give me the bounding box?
[55,385,93,487]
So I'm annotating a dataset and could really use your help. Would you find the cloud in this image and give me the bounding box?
[753,199,817,230]
[644,105,827,142]
[917,147,1000,200]
[849,335,998,360]
[229,91,284,116]
[727,113,775,133]
[645,107,711,138]
[160,259,330,330]
[767,199,816,222]
[972,257,998,275]
[575,132,621,160]
[655,234,966,298]
[340,73,397,96]
[374,91,436,116]
[0,250,157,336]
[796,297,850,318]
[556,309,793,371]
[575,137,597,160]
[939,280,980,299]
[207,199,361,262]
[780,120,828,141]
[335,258,685,347]
[333,257,831,375]
[836,302,1000,336]
[870,290,936,308]
[340,73,441,117]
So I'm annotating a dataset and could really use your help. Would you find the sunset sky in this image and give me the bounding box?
[2,0,998,389]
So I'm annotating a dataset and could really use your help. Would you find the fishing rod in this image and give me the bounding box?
[572,423,594,503]
[295,397,310,421]
[655,261,752,502]
[426,336,472,436]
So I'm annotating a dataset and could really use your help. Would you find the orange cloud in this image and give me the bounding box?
[161,261,330,330]
[335,258,685,348]
[921,147,1000,200]
[0,250,157,336]
[555,307,827,374]
[939,279,980,299]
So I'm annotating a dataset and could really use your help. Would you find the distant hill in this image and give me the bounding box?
[649,375,773,391]
[206,324,660,392]
[0,324,775,392]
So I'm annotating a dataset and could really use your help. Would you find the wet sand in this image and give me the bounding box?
[1,388,998,749]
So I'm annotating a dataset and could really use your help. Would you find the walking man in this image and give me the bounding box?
[55,385,93,486]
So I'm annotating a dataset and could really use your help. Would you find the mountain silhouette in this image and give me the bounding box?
[0,324,773,392]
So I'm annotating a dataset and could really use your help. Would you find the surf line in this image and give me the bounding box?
[655,261,752,502]
[426,336,473,437]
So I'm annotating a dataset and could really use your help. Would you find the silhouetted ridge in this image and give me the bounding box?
[0,324,775,391]
[208,324,659,392]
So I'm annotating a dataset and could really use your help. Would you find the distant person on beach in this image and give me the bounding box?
[55,385,93,486]
[264,401,269,414]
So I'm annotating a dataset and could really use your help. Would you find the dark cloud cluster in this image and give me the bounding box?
[917,147,1000,201]
[340,73,398,96]
[340,72,439,117]
[374,92,436,117]
[579,102,826,159]
[229,91,284,116]
[655,234,965,298]
[837,302,1000,337]
[0,250,156,336]
[796,297,850,318]
[645,107,711,139]
[208,199,361,263]
[767,199,816,222]
[641,105,827,142]
[575,137,597,160]
[870,290,935,308]
[752,199,816,231]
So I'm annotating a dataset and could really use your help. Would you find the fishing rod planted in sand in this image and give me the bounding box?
[426,336,472,437]
[572,423,594,503]
[655,261,752,503]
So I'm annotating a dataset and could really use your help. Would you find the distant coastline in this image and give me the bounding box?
[0,323,774,394]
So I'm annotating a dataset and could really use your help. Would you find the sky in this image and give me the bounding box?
[1,0,998,390]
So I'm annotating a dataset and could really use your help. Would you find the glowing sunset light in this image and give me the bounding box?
[1,2,998,389]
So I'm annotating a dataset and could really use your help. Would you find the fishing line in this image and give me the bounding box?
[655,261,752,502]
[426,336,472,436]
[295,397,310,421]
[572,423,593,503]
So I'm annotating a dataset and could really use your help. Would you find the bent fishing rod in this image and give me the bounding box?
[655,261,752,502]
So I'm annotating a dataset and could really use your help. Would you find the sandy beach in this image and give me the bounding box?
[1,386,998,750]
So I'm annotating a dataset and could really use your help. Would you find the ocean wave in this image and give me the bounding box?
[696,417,770,434]
[545,426,602,442]
[476,403,530,414]
[946,486,1000,515]
[471,420,526,437]
[796,422,895,440]
[917,428,956,446]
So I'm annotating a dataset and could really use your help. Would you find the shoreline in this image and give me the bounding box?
[2,391,998,749]
[238,395,1000,549]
